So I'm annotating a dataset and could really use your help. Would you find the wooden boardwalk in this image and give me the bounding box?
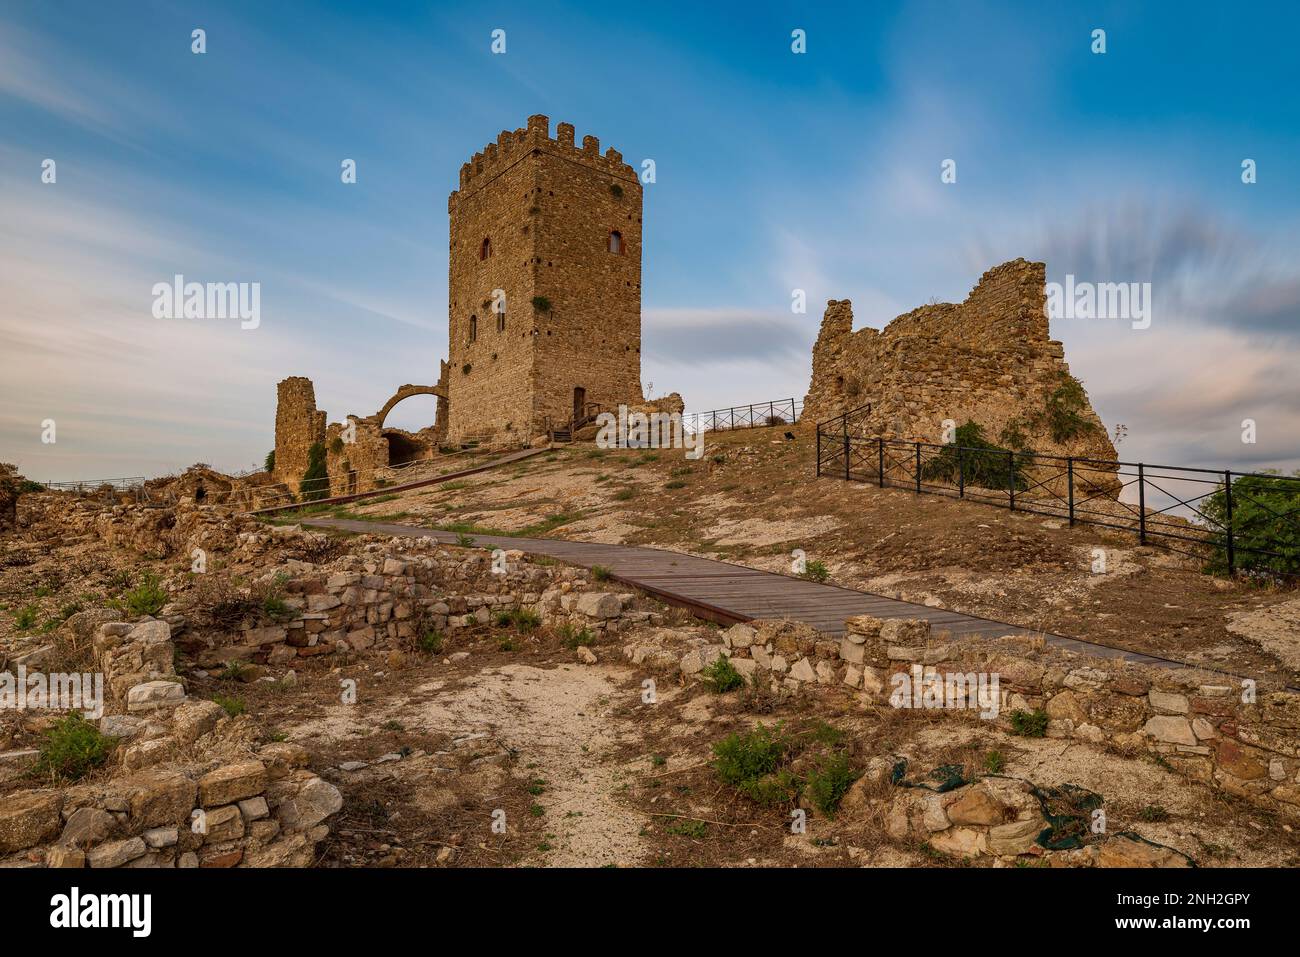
[301,517,1201,673]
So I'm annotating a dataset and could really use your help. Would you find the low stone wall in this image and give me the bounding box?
[0,618,341,868]
[703,613,1299,821]
[209,537,659,667]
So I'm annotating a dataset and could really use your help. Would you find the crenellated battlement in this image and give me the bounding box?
[448,114,636,209]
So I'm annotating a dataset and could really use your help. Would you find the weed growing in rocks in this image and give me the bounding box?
[1009,708,1049,737]
[799,560,829,583]
[114,572,167,617]
[804,752,860,815]
[36,713,117,781]
[214,694,246,717]
[700,656,745,693]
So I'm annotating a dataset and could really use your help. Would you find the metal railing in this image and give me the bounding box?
[682,398,801,435]
[816,404,1300,580]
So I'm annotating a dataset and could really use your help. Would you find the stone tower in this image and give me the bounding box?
[445,115,644,444]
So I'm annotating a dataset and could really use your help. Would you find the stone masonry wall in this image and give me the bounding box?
[687,613,1300,822]
[446,115,644,444]
[802,259,1117,469]
[273,377,326,492]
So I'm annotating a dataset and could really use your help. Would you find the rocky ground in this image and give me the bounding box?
[317,427,1300,688]
[2,450,1298,869]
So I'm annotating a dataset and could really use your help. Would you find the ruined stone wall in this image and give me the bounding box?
[531,120,643,433]
[273,377,325,493]
[802,260,1116,466]
[446,115,643,444]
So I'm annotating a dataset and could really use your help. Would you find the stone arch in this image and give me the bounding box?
[375,383,446,429]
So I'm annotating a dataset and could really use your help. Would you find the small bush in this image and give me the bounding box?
[804,752,860,815]
[799,560,829,583]
[1010,708,1049,738]
[262,592,294,622]
[119,572,167,617]
[14,604,38,631]
[532,296,551,312]
[612,488,635,502]
[417,629,444,654]
[1203,470,1300,578]
[664,480,687,490]
[496,608,542,631]
[559,624,596,648]
[713,723,795,803]
[700,656,745,693]
[609,183,624,198]
[456,533,476,548]
[983,750,1006,774]
[590,565,613,582]
[1037,373,1097,443]
[666,818,708,838]
[36,714,117,780]
[214,695,246,717]
[921,422,1029,492]
[264,449,276,472]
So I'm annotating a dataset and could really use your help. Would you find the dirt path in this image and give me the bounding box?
[414,661,649,867]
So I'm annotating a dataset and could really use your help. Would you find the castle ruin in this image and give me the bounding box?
[270,116,649,499]
[802,258,1117,465]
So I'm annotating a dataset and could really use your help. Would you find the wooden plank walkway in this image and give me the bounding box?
[300,517,1210,675]
[248,447,547,516]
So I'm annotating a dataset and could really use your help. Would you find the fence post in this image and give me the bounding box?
[843,431,850,481]
[1224,470,1235,576]
[915,443,922,493]
[748,404,754,428]
[712,411,717,432]
[1067,458,1075,526]
[958,447,965,498]
[1138,463,1146,544]
[791,398,797,423]
[815,429,821,477]
[1008,450,1015,510]
[768,401,774,424]
[878,437,885,487]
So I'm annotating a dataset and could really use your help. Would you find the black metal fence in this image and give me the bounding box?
[816,406,1300,579]
[682,398,801,435]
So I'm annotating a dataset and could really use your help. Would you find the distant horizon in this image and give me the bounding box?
[3,1,1299,482]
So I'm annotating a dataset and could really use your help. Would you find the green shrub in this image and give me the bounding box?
[1010,708,1049,737]
[262,593,294,622]
[456,533,476,548]
[1202,470,1300,578]
[417,629,444,654]
[804,752,860,815]
[921,421,1029,492]
[299,442,329,502]
[14,604,38,631]
[214,695,246,717]
[496,608,541,631]
[532,296,551,312]
[799,560,829,583]
[666,818,708,838]
[559,624,596,649]
[264,449,276,472]
[1037,373,1098,443]
[119,573,167,617]
[713,723,796,803]
[613,488,635,502]
[983,749,1006,774]
[36,714,117,781]
[700,656,745,693]
[664,480,687,490]
[590,565,613,582]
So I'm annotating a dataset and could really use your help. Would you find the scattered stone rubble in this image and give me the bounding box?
[0,616,342,868]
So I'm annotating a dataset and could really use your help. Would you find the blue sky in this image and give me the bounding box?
[2,0,1298,480]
